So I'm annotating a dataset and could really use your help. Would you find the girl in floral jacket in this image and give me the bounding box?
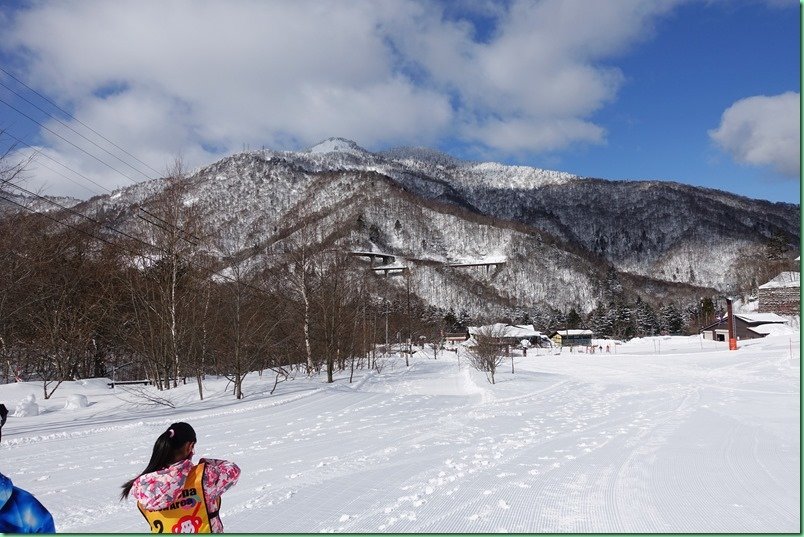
[121,422,240,533]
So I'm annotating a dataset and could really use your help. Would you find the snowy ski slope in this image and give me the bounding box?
[0,335,799,533]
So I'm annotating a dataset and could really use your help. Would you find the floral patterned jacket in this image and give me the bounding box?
[131,458,240,533]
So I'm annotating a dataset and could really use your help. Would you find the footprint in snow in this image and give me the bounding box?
[498,499,510,509]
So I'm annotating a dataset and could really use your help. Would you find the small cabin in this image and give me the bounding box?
[444,332,469,344]
[549,329,593,347]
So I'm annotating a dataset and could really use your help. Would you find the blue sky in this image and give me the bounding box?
[0,0,799,204]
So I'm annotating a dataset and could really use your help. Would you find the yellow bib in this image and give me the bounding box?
[137,462,217,533]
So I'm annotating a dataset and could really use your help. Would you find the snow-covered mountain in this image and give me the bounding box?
[69,138,799,315]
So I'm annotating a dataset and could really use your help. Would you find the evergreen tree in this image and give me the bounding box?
[512,308,531,325]
[457,309,472,331]
[634,297,658,336]
[587,302,613,337]
[602,267,623,302]
[546,306,566,332]
[443,308,460,332]
[611,301,634,339]
[700,297,715,328]
[566,307,582,329]
[659,303,685,334]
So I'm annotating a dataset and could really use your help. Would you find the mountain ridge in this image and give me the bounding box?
[19,140,800,316]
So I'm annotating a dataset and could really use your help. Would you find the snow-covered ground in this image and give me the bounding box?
[0,335,799,533]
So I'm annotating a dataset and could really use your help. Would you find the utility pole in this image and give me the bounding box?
[405,268,411,367]
[726,297,737,350]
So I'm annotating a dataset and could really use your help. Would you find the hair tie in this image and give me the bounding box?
[168,428,175,438]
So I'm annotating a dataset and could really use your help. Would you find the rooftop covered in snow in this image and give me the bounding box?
[758,271,800,289]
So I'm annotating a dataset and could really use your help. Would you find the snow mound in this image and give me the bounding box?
[15,394,39,417]
[64,394,89,410]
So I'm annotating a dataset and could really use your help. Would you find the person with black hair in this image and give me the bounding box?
[121,422,240,533]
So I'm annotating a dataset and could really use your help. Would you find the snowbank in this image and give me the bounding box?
[14,394,39,417]
[64,394,89,410]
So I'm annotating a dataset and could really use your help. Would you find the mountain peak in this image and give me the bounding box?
[306,137,369,155]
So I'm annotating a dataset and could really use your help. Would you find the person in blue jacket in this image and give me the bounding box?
[0,472,56,533]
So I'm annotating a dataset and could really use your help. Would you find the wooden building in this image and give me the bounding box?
[549,329,593,347]
[758,271,800,315]
[467,324,551,348]
[700,312,787,341]
[444,332,469,344]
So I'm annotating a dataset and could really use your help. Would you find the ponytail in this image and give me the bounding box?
[120,422,197,500]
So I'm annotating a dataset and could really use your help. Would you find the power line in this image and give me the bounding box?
[0,96,146,186]
[0,79,151,182]
[5,181,162,255]
[1,132,102,197]
[0,182,285,304]
[0,121,202,244]
[0,191,118,251]
[0,65,163,177]
[1,130,197,243]
[0,71,302,307]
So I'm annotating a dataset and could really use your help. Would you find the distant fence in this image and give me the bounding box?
[107,378,186,389]
[107,380,151,388]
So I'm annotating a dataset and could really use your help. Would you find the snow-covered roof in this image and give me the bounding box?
[467,323,541,338]
[551,329,593,336]
[747,323,799,336]
[758,271,800,289]
[507,324,542,338]
[733,312,787,323]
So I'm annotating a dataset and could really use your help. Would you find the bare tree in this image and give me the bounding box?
[26,225,107,398]
[423,317,445,361]
[211,226,283,399]
[466,325,509,384]
[269,226,323,375]
[126,158,205,389]
[0,213,47,383]
[315,252,361,383]
[0,130,32,195]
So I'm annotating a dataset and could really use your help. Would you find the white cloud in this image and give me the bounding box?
[709,92,800,178]
[1,0,682,197]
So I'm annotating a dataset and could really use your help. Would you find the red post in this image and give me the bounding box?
[726,297,737,350]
